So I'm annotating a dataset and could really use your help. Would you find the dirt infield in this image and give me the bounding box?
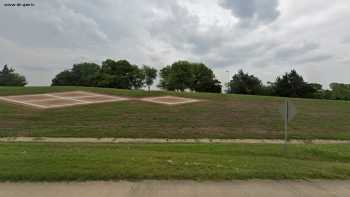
[0,91,129,109]
[141,96,200,105]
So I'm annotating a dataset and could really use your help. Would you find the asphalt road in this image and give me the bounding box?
[0,180,349,197]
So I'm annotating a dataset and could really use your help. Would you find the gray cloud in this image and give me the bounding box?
[219,0,280,25]
[342,36,350,44]
[0,1,109,49]
[148,2,232,57]
[274,42,320,60]
[294,54,332,64]
[205,42,273,67]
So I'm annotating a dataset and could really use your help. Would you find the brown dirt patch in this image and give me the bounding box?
[50,91,98,98]
[4,95,54,101]
[141,96,200,105]
[29,99,82,107]
[0,91,130,109]
[154,97,189,103]
[77,96,126,103]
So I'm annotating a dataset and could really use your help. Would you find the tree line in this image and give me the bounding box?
[227,69,350,100]
[1,62,350,101]
[51,59,222,93]
[52,59,157,91]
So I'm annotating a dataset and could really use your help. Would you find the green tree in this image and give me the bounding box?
[329,83,350,100]
[190,63,221,93]
[51,70,75,86]
[159,61,193,92]
[101,59,145,89]
[52,63,100,86]
[130,67,146,89]
[310,83,322,92]
[206,79,222,93]
[158,66,174,90]
[159,61,221,93]
[168,61,193,92]
[228,70,262,95]
[142,65,157,92]
[71,63,100,86]
[309,83,324,99]
[0,65,27,86]
[272,69,316,98]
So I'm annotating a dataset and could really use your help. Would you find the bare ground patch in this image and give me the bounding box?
[0,91,129,109]
[140,96,200,105]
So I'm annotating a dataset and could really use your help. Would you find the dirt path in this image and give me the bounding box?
[0,180,349,197]
[1,137,350,144]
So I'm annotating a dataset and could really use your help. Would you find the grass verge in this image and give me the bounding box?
[1,143,350,181]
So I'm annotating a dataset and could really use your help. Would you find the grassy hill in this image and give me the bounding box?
[0,86,349,140]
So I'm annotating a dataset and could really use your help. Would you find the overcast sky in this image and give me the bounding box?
[1,0,349,88]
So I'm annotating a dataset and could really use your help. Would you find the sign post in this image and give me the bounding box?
[280,100,297,152]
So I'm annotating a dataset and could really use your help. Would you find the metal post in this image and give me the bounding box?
[284,100,289,152]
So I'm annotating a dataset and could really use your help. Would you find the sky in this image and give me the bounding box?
[1,0,349,89]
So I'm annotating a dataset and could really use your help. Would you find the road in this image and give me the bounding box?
[0,180,349,197]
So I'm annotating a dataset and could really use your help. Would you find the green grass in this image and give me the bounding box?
[0,86,350,140]
[1,143,350,181]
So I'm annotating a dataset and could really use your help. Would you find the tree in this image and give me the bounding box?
[170,61,193,91]
[142,65,157,93]
[272,69,316,98]
[101,59,145,89]
[329,83,350,100]
[159,61,221,93]
[52,59,146,89]
[190,63,221,93]
[51,70,75,86]
[71,63,100,86]
[52,63,100,86]
[0,65,27,86]
[130,66,146,89]
[309,83,324,99]
[206,79,222,93]
[228,70,262,95]
[158,66,174,90]
[310,83,322,92]
[159,61,192,91]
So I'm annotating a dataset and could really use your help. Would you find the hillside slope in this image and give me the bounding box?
[0,86,349,140]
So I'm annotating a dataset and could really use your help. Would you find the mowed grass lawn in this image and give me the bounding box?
[1,143,350,181]
[0,86,350,140]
